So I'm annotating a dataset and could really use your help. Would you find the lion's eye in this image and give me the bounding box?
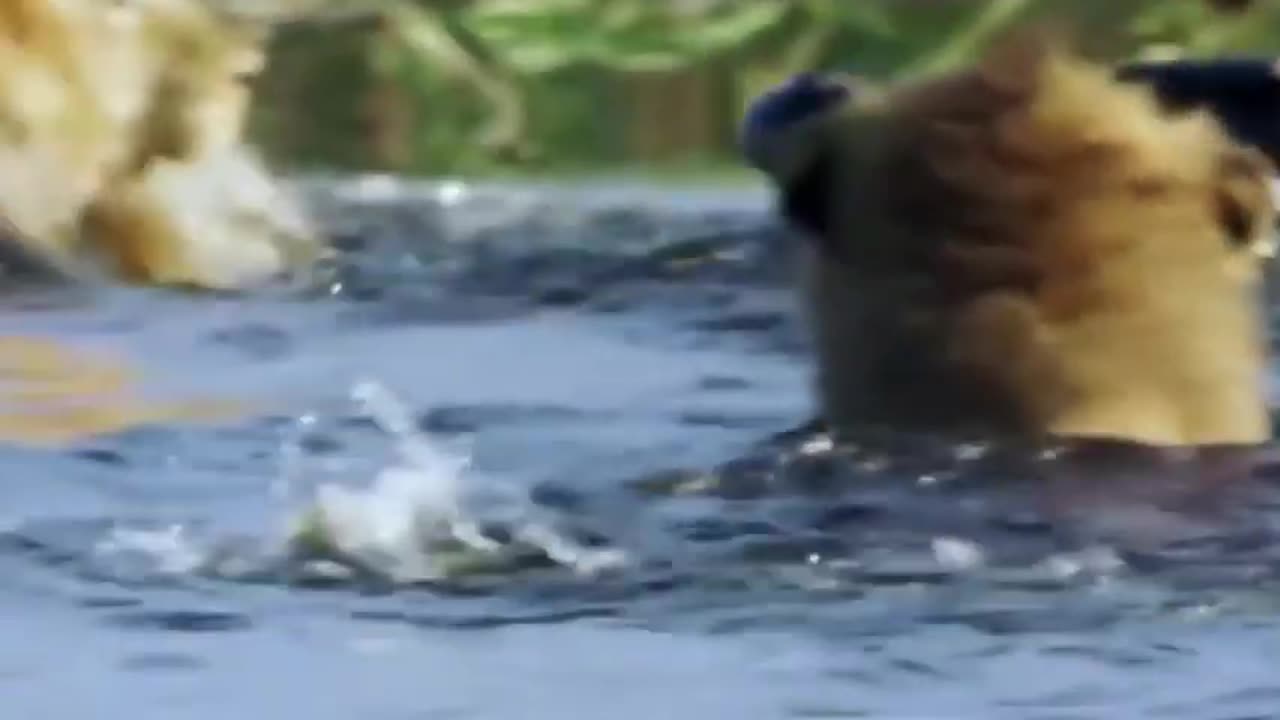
[1217,192,1256,248]
[1212,148,1276,252]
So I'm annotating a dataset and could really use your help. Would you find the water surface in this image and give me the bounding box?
[2,177,1278,719]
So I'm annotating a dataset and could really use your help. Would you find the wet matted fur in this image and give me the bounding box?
[0,0,324,289]
[744,33,1275,449]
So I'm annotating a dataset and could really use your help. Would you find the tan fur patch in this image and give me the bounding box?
[0,0,321,288]
[803,33,1273,447]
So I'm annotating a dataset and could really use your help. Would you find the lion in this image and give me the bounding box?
[0,0,378,448]
[741,32,1276,452]
[0,0,356,290]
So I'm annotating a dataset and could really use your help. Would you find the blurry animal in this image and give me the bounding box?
[740,33,1276,451]
[0,0,386,449]
[0,0,363,290]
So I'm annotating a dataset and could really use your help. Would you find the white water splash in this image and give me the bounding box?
[932,536,986,572]
[283,380,627,583]
[83,380,626,586]
[93,523,206,577]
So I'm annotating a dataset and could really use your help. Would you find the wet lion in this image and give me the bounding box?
[741,33,1275,453]
[0,0,377,446]
[0,0,340,289]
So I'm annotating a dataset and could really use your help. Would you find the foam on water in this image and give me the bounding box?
[293,381,628,581]
[93,523,189,570]
[90,379,627,586]
[70,372,1231,599]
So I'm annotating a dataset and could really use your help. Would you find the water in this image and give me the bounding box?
[3,176,1280,719]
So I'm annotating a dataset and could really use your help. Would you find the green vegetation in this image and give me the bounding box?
[248,0,1280,178]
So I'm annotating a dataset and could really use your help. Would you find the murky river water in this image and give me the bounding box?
[3,177,1280,719]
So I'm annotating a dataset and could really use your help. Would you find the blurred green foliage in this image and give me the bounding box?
[247,0,1280,178]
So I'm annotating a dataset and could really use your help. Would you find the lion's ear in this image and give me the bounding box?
[1214,145,1275,253]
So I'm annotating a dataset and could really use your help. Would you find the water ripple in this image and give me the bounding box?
[0,178,1277,718]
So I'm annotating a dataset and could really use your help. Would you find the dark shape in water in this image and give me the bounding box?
[0,218,89,287]
[737,34,1274,496]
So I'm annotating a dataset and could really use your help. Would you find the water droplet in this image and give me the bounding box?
[437,180,468,206]
[800,434,833,455]
[932,536,984,571]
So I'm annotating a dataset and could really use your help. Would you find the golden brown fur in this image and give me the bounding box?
[0,0,324,288]
[0,1,374,448]
[793,35,1274,447]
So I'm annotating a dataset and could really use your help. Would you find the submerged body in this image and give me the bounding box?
[742,35,1276,451]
